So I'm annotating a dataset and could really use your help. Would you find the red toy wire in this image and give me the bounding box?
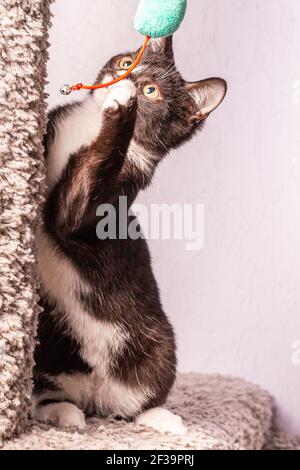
[69,36,151,93]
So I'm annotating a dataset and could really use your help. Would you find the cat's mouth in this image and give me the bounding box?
[101,73,114,85]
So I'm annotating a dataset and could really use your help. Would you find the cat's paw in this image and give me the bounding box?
[102,80,136,113]
[33,402,86,429]
[135,408,187,436]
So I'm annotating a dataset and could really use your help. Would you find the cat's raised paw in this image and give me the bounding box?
[102,80,136,113]
[135,407,187,435]
[33,402,86,429]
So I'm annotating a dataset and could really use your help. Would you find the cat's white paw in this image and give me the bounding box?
[102,79,136,111]
[135,408,187,435]
[34,402,86,429]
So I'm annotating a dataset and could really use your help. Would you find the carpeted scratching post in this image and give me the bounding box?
[0,0,52,445]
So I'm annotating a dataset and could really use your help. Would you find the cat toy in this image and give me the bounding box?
[60,0,187,95]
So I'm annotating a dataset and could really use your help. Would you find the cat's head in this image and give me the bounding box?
[96,36,226,164]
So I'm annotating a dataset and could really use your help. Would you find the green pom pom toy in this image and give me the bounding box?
[135,0,187,38]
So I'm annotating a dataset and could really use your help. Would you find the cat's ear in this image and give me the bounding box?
[149,36,174,57]
[186,78,227,123]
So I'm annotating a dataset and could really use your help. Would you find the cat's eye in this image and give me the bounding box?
[119,56,134,70]
[143,84,160,100]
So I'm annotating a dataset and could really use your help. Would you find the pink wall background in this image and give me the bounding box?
[47,0,300,434]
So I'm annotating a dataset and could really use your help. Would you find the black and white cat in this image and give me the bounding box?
[33,37,226,434]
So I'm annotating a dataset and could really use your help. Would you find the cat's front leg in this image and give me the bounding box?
[102,79,136,114]
[45,80,137,241]
[97,79,137,159]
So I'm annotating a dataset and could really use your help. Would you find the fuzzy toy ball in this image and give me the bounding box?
[134,0,187,38]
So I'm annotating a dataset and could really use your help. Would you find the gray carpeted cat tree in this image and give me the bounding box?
[0,0,299,451]
[0,0,52,444]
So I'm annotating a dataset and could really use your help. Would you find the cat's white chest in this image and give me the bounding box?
[46,92,107,189]
[36,231,127,374]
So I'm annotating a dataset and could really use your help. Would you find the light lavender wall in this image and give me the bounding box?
[47,0,300,434]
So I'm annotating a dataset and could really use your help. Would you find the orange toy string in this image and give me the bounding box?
[70,36,151,93]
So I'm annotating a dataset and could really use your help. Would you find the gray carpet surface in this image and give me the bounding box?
[3,373,277,450]
[263,431,300,451]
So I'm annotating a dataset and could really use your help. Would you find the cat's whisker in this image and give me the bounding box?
[136,109,143,120]
[156,62,176,80]
[154,135,168,152]
[159,68,177,81]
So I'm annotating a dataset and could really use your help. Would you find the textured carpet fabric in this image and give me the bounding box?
[264,431,300,451]
[0,0,51,444]
[3,373,275,450]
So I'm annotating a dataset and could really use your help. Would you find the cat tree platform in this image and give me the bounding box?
[2,374,300,450]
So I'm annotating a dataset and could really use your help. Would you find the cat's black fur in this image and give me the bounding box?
[33,37,226,423]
